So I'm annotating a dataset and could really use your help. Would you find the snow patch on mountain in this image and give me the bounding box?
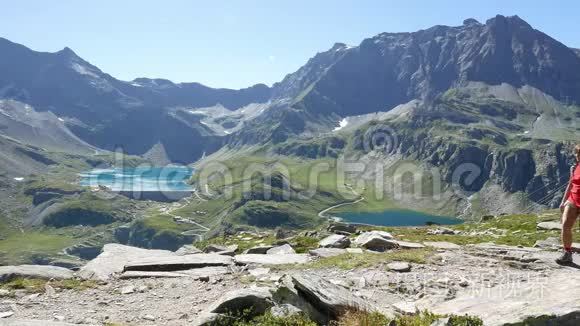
[71,63,100,78]
[333,118,348,131]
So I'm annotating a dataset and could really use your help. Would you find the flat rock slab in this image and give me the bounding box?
[120,266,231,280]
[119,271,191,279]
[292,273,374,318]
[387,262,411,272]
[309,248,347,258]
[0,265,73,282]
[395,241,426,249]
[533,238,580,252]
[471,243,541,252]
[124,254,233,272]
[429,268,580,326]
[78,244,175,280]
[537,221,562,230]
[423,241,461,250]
[234,254,310,265]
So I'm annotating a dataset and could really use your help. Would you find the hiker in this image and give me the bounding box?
[556,144,580,265]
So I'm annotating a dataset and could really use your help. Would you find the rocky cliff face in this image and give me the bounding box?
[292,15,580,118]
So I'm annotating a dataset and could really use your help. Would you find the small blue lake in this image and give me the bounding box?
[337,209,463,227]
[79,166,193,192]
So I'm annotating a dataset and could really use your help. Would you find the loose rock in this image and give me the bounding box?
[354,232,398,252]
[266,244,296,255]
[537,222,562,231]
[319,234,350,249]
[387,262,411,272]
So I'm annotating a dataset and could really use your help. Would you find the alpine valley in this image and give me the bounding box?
[0,14,579,266]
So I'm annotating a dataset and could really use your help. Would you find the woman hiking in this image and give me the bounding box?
[556,144,580,265]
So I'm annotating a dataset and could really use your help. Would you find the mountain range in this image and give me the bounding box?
[1,14,579,217]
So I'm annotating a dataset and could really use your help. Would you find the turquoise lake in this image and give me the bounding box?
[337,209,463,226]
[79,166,193,192]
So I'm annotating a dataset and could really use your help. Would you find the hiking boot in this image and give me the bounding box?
[555,251,573,265]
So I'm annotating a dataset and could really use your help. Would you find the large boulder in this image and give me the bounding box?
[77,244,176,280]
[266,244,296,255]
[192,287,274,325]
[291,273,375,318]
[354,231,398,251]
[234,254,310,265]
[0,265,74,282]
[318,234,350,249]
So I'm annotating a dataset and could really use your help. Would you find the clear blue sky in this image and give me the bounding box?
[1,1,579,89]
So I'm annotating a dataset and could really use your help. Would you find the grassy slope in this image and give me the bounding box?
[181,156,347,231]
[0,150,150,264]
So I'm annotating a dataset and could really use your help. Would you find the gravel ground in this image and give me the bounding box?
[2,244,574,326]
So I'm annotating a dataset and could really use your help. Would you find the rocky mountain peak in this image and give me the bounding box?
[462,18,481,26]
[57,46,78,58]
[485,14,532,29]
